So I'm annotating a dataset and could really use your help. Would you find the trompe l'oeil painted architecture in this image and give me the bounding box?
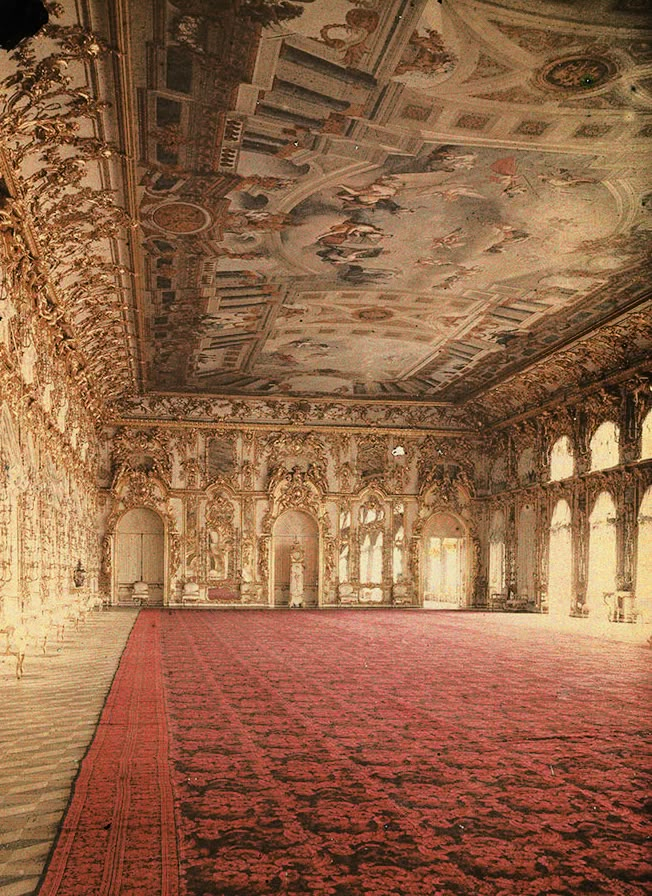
[1,0,651,663]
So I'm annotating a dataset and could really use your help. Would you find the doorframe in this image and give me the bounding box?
[419,510,471,608]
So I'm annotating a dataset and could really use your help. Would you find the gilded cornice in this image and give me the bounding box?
[472,350,652,432]
[110,392,477,435]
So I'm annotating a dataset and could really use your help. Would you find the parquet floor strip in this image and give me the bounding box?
[0,611,138,896]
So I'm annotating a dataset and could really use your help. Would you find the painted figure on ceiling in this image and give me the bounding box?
[319,6,380,67]
[394,29,456,77]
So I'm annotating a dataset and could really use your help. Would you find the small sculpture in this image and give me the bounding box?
[73,559,86,588]
[289,538,305,608]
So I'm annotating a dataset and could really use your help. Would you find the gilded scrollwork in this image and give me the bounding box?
[0,12,135,407]
[112,429,173,485]
[205,491,236,582]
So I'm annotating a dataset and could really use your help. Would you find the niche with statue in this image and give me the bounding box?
[272,510,319,608]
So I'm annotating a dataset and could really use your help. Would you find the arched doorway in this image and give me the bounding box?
[636,486,652,624]
[115,508,165,606]
[548,499,573,618]
[272,510,319,608]
[421,512,469,608]
[586,491,617,620]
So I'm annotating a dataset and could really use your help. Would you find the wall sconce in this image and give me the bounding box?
[73,559,86,588]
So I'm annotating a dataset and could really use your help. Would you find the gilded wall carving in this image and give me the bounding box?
[115,392,474,433]
[101,423,486,609]
[0,21,136,405]
[0,182,102,647]
[478,374,652,614]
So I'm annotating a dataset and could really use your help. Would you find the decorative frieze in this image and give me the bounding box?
[113,393,474,433]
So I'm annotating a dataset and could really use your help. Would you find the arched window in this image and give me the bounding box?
[586,491,617,619]
[489,509,506,596]
[641,408,652,460]
[636,486,652,623]
[590,421,619,471]
[548,499,573,618]
[358,497,385,601]
[550,436,574,481]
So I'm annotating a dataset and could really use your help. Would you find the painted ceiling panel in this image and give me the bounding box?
[0,0,650,419]
[125,0,651,402]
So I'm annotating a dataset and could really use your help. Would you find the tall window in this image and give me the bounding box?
[641,409,652,460]
[636,486,652,624]
[548,499,573,618]
[489,509,506,596]
[359,499,384,585]
[590,421,619,471]
[550,436,574,481]
[586,491,617,619]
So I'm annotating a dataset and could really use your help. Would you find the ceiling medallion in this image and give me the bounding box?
[151,201,211,235]
[355,308,393,321]
[538,55,618,92]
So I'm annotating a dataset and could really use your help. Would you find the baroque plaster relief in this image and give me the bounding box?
[99,422,487,609]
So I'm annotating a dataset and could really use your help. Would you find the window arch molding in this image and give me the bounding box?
[346,486,391,603]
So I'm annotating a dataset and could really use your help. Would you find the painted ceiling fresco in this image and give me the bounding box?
[1,0,650,415]
[128,0,651,402]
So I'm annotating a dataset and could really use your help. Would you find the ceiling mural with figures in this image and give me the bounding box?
[0,0,650,420]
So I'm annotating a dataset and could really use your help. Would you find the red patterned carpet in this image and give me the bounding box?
[39,610,651,896]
